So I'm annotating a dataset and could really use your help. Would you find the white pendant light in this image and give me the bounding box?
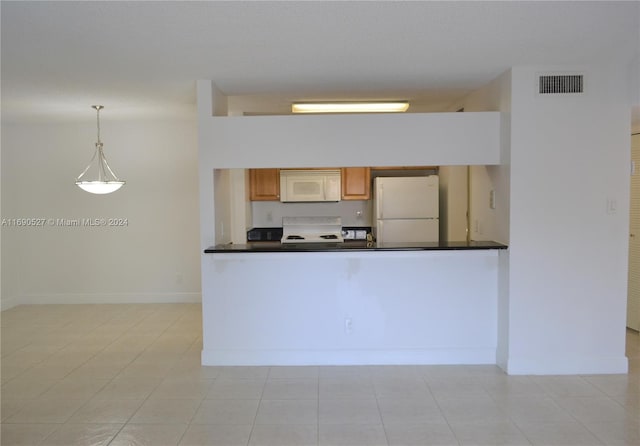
[75,105,125,194]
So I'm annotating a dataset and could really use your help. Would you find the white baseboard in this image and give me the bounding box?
[0,296,22,311]
[506,356,629,375]
[201,348,497,366]
[2,292,201,308]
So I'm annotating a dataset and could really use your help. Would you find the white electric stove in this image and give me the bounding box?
[281,216,344,244]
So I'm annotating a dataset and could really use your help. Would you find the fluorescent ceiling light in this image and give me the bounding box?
[292,102,409,114]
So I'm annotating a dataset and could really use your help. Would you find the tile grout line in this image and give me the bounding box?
[546,379,619,446]
[317,369,320,446]
[422,372,463,446]
[174,330,215,446]
[245,366,269,446]
[373,383,391,446]
[480,375,534,445]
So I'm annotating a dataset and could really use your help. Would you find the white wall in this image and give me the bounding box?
[455,62,631,374]
[630,50,640,134]
[506,64,630,374]
[462,70,512,245]
[1,119,201,309]
[213,169,232,244]
[201,109,503,169]
[252,200,371,228]
[458,70,513,369]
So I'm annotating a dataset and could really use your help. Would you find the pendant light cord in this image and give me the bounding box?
[93,105,104,145]
[96,108,101,144]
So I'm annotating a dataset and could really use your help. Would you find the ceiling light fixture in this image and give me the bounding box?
[75,105,125,194]
[291,101,409,114]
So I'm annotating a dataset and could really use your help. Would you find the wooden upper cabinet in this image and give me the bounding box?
[249,167,372,201]
[249,168,280,201]
[341,167,371,200]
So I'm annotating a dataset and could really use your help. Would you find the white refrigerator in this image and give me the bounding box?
[372,175,439,243]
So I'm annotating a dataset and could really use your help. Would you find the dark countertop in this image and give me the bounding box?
[205,240,507,253]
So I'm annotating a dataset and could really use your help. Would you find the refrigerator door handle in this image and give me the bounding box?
[379,184,384,219]
[322,177,327,200]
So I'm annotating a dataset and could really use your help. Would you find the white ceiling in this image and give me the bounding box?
[1,1,639,123]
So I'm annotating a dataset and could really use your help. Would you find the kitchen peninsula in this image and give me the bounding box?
[204,242,507,365]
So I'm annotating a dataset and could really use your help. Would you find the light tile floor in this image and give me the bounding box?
[0,303,638,446]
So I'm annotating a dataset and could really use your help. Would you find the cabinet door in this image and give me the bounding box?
[249,168,280,201]
[341,167,371,200]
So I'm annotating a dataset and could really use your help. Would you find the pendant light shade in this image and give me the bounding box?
[75,105,125,194]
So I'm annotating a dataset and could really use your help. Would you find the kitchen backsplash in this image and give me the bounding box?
[252,200,372,228]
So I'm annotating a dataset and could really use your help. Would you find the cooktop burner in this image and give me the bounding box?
[280,216,344,244]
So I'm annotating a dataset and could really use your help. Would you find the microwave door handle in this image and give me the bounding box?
[379,184,384,219]
[322,177,327,200]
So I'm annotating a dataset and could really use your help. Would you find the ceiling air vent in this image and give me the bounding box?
[538,74,584,94]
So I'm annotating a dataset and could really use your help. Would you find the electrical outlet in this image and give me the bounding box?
[344,317,353,335]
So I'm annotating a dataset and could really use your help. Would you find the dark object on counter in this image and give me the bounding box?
[247,227,283,241]
[341,226,372,240]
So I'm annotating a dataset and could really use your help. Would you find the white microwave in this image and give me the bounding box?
[280,169,341,202]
